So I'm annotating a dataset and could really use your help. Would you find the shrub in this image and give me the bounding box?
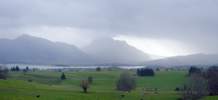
[28,79,33,82]
[88,76,93,84]
[175,87,180,91]
[36,95,40,98]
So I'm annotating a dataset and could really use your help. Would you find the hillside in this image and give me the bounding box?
[83,38,150,65]
[0,35,92,65]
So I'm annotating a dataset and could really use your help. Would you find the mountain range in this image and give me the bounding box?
[145,53,218,67]
[83,38,149,65]
[0,35,149,65]
[0,35,92,65]
[0,35,218,66]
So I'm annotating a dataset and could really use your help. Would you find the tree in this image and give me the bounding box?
[188,66,201,76]
[182,74,208,100]
[88,76,93,84]
[11,66,20,72]
[0,66,8,79]
[137,68,155,76]
[156,68,160,71]
[22,66,29,74]
[15,66,20,71]
[206,66,218,95]
[22,69,27,75]
[80,80,89,93]
[116,72,136,92]
[96,67,101,71]
[25,66,29,71]
[60,72,66,80]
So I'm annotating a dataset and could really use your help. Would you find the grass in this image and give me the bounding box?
[0,70,217,100]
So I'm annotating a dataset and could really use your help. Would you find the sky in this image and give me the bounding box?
[0,0,218,57]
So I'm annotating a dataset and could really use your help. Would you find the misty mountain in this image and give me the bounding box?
[0,35,92,65]
[145,53,218,67]
[83,38,150,65]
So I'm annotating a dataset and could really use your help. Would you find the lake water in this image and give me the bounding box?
[3,64,145,70]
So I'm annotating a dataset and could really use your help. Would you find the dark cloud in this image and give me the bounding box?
[0,0,218,53]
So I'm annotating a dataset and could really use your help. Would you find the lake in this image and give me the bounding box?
[3,64,145,70]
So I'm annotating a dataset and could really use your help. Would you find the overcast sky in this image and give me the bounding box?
[0,0,218,57]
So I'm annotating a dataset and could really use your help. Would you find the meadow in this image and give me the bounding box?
[0,69,217,100]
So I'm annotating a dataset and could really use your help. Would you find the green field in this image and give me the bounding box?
[0,69,217,100]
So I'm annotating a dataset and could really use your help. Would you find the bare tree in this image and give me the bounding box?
[206,66,218,95]
[80,80,89,93]
[182,74,208,100]
[116,71,136,92]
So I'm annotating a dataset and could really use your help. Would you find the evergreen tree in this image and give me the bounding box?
[60,72,66,80]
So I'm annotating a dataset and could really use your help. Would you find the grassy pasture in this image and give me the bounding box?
[0,69,217,100]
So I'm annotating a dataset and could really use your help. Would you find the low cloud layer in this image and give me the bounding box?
[0,0,218,55]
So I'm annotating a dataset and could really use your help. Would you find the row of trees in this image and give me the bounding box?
[10,66,30,73]
[10,66,20,71]
[137,68,155,76]
[1,66,31,80]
